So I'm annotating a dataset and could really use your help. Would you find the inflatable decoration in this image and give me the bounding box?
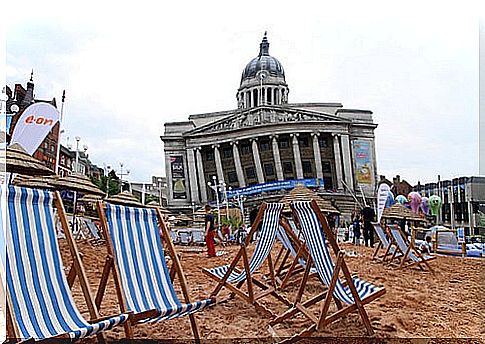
[408,192,422,213]
[385,191,395,208]
[395,195,407,205]
[429,195,442,216]
[421,197,430,215]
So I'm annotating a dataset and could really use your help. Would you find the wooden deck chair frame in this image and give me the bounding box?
[202,202,291,316]
[5,190,129,343]
[387,226,435,273]
[95,201,203,341]
[372,223,400,263]
[269,200,385,341]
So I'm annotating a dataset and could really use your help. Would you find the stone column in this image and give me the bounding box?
[271,135,284,181]
[231,141,246,188]
[332,134,344,190]
[291,134,303,179]
[213,144,225,184]
[196,148,208,203]
[311,132,323,180]
[251,138,265,184]
[186,148,200,204]
[340,134,354,190]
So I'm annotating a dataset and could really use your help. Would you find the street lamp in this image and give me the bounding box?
[153,177,164,206]
[207,176,221,227]
[118,162,130,192]
[104,164,112,198]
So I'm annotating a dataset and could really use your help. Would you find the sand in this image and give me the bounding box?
[59,240,484,343]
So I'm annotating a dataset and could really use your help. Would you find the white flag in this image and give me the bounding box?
[11,103,60,155]
[376,183,390,223]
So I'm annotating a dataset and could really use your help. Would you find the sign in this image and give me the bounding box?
[10,103,60,155]
[376,183,390,223]
[227,178,324,198]
[170,155,186,199]
[456,227,465,243]
[353,140,372,185]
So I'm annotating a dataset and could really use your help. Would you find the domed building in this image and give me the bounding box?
[162,34,378,220]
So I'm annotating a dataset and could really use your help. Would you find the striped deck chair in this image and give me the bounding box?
[372,223,402,262]
[96,202,214,340]
[270,200,385,339]
[202,203,291,316]
[388,226,435,272]
[4,186,128,342]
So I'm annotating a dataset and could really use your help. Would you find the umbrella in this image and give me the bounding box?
[279,184,340,214]
[51,172,104,196]
[15,175,59,190]
[145,201,170,214]
[1,143,55,176]
[78,194,103,203]
[106,191,143,207]
[382,203,425,222]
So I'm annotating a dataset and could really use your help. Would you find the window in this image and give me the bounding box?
[322,161,332,174]
[279,139,290,149]
[299,137,310,148]
[264,163,274,176]
[228,171,238,183]
[50,145,55,152]
[206,151,214,161]
[302,161,313,174]
[323,177,333,190]
[222,147,233,159]
[241,144,251,155]
[319,137,329,148]
[283,161,293,174]
[260,141,270,151]
[245,167,256,179]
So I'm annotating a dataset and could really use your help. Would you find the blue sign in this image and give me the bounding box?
[457,227,465,243]
[227,178,324,198]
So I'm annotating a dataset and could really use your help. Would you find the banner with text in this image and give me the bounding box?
[227,178,324,198]
[170,155,187,199]
[353,139,372,186]
[10,102,60,155]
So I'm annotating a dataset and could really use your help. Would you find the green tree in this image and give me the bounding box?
[90,172,120,197]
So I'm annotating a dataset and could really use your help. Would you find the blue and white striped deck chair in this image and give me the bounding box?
[97,202,214,340]
[202,203,291,315]
[372,224,402,262]
[4,186,128,342]
[389,226,435,272]
[270,200,386,338]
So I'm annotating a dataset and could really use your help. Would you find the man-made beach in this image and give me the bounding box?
[60,241,484,342]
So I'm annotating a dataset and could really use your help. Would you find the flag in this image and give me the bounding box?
[377,183,391,223]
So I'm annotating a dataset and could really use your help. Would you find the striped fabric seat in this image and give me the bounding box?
[293,201,381,305]
[105,203,214,322]
[374,224,401,257]
[276,225,315,273]
[5,186,128,341]
[390,227,433,262]
[204,203,283,284]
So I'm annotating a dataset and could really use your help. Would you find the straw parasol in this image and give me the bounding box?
[2,143,55,176]
[78,193,103,203]
[175,213,192,222]
[106,191,143,207]
[51,172,104,196]
[145,201,170,214]
[279,184,340,214]
[15,175,59,190]
[382,203,425,222]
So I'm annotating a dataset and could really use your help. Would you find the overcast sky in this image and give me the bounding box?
[5,1,481,186]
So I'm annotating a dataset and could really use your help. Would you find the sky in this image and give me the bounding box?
[5,0,482,186]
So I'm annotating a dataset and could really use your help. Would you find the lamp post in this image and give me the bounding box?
[104,164,112,198]
[153,177,164,206]
[118,162,130,192]
[55,90,66,174]
[207,176,221,226]
[191,201,196,225]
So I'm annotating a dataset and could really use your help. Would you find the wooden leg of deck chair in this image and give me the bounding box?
[372,242,381,260]
[274,246,285,271]
[95,256,113,309]
[294,254,313,305]
[188,313,200,343]
[317,253,343,330]
[267,253,277,288]
[281,245,306,290]
[241,245,254,303]
[399,245,412,269]
[67,262,77,288]
[275,249,291,277]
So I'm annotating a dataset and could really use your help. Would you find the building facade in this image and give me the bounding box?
[162,34,378,218]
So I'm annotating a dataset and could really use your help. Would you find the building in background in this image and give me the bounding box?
[162,34,378,219]
[130,176,167,206]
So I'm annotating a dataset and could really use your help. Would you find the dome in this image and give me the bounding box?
[240,33,285,84]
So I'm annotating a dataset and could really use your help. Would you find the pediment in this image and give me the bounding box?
[186,106,348,136]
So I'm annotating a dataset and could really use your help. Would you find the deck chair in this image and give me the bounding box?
[84,219,105,246]
[3,186,129,342]
[270,200,386,339]
[178,230,192,245]
[95,202,214,340]
[202,203,291,316]
[372,223,402,262]
[191,229,206,245]
[388,226,436,272]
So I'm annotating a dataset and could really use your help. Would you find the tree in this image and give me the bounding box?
[90,173,120,197]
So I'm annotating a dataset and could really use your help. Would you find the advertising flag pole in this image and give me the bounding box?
[55,90,65,174]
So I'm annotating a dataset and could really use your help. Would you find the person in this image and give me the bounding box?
[204,204,216,257]
[419,235,432,254]
[352,214,361,246]
[399,217,407,236]
[361,206,376,247]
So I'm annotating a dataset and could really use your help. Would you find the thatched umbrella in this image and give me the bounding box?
[279,184,340,214]
[145,201,170,214]
[2,143,55,176]
[78,194,103,203]
[51,172,104,196]
[106,191,143,207]
[15,175,59,190]
[382,203,425,222]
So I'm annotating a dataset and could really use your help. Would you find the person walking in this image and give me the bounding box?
[352,213,361,245]
[204,204,216,257]
[361,206,376,247]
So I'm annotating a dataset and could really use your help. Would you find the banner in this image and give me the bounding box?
[227,178,324,198]
[376,183,390,223]
[10,103,60,155]
[170,155,186,199]
[353,140,372,185]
